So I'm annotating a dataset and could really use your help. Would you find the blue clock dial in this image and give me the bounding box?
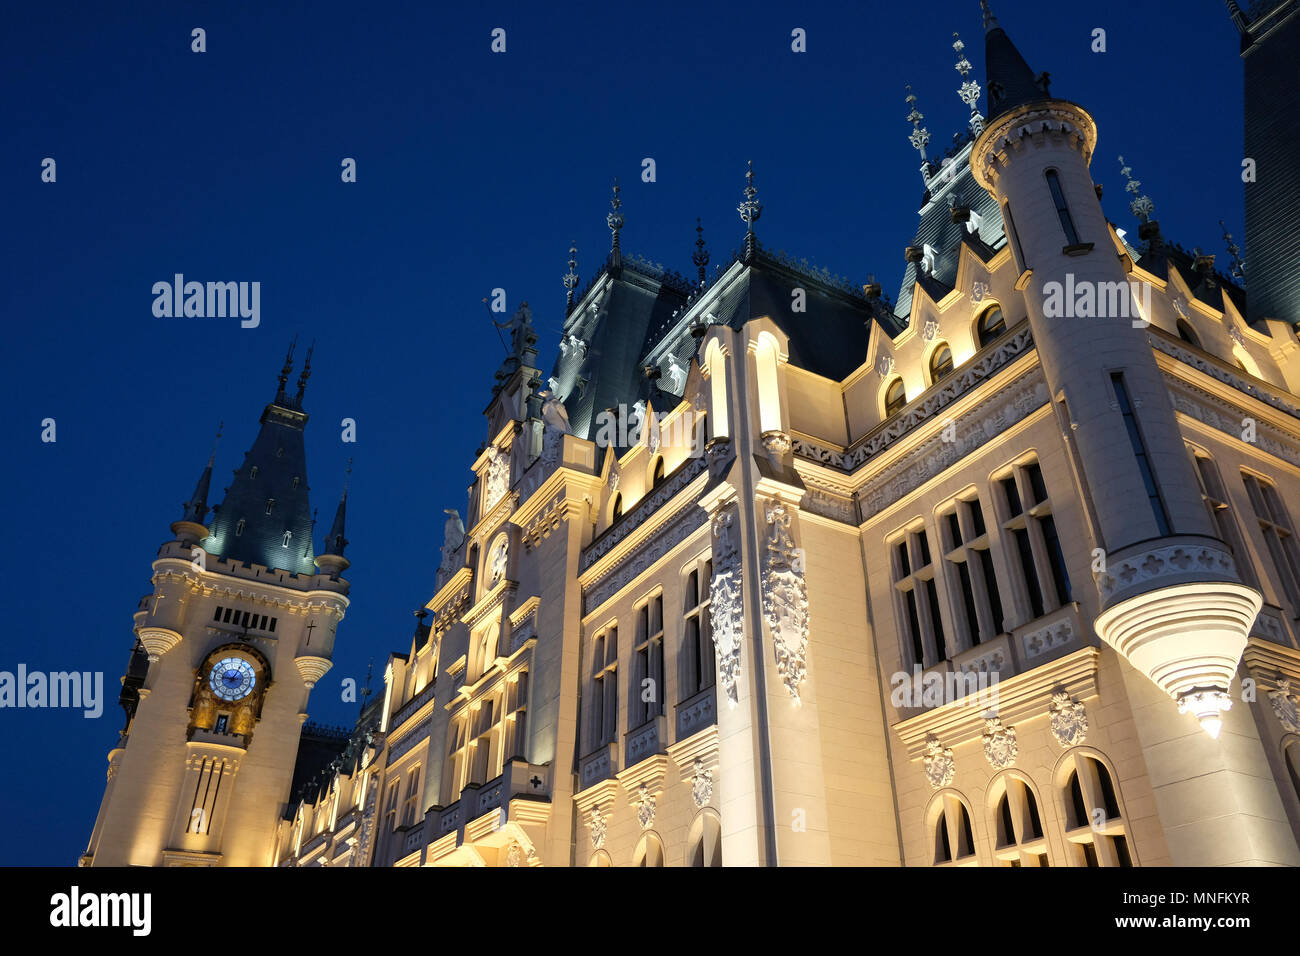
[209,657,256,701]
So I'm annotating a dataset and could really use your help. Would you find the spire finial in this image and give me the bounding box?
[607,179,624,267]
[1219,219,1245,281]
[1117,155,1155,223]
[563,242,579,310]
[692,217,710,287]
[953,32,985,135]
[905,84,931,172]
[738,161,763,261]
[981,0,998,31]
[208,421,223,466]
[295,341,314,405]
[323,459,351,559]
[276,335,298,403]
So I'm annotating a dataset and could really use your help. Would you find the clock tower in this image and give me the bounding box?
[82,345,352,867]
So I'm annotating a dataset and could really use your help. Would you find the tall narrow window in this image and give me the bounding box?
[1242,473,1300,610]
[998,460,1071,624]
[1002,201,1027,272]
[1045,170,1080,246]
[681,566,715,699]
[933,793,978,866]
[939,496,1006,649]
[589,628,619,750]
[235,519,245,536]
[631,595,665,729]
[1192,453,1256,589]
[443,718,467,805]
[976,306,1007,347]
[401,766,420,826]
[893,526,947,667]
[652,458,665,488]
[1111,373,1172,536]
[992,776,1049,866]
[929,344,954,384]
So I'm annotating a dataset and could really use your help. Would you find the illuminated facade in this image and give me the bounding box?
[95,3,1300,868]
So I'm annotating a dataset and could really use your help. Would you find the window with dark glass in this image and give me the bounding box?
[977,306,1007,347]
[884,378,907,416]
[930,345,954,384]
[1046,170,1080,245]
[1111,373,1172,536]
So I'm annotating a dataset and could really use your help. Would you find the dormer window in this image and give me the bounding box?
[276,447,285,458]
[292,476,300,489]
[282,531,292,547]
[250,466,258,479]
[235,519,246,536]
[266,499,275,515]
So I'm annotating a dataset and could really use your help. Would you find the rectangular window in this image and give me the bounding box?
[588,627,618,751]
[631,595,665,728]
[681,565,715,700]
[1242,472,1300,611]
[1111,373,1172,536]
[1193,454,1256,589]
[401,766,420,827]
[1046,170,1080,246]
[999,460,1072,625]
[893,526,947,667]
[940,496,1007,649]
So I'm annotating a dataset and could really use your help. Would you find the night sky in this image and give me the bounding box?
[1,0,1246,865]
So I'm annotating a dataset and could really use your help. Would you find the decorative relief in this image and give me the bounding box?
[877,353,895,377]
[1178,689,1233,722]
[583,500,708,612]
[506,842,524,867]
[761,430,792,456]
[1268,678,1300,733]
[970,280,989,304]
[587,804,607,849]
[635,784,657,829]
[582,455,706,569]
[1022,620,1075,660]
[959,648,1004,675]
[792,327,1036,473]
[1168,383,1300,468]
[921,317,939,341]
[1094,543,1236,600]
[1153,334,1300,419]
[1049,690,1088,747]
[1171,296,1189,319]
[801,487,856,524]
[761,500,810,704]
[608,468,620,493]
[691,759,714,808]
[709,503,744,709]
[488,534,509,587]
[982,716,1018,769]
[484,446,509,510]
[1224,320,1246,348]
[923,734,955,789]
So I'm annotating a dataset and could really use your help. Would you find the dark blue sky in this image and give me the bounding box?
[1,0,1244,865]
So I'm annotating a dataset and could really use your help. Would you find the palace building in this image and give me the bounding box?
[88,2,1300,867]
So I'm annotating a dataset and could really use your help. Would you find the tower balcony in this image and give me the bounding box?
[1093,536,1261,737]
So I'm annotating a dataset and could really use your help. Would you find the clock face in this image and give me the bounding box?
[210,657,256,701]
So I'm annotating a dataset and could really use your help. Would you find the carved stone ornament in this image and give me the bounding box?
[691,759,714,808]
[709,503,744,709]
[587,804,607,849]
[982,716,1018,769]
[666,356,688,393]
[1268,678,1300,733]
[1171,296,1189,319]
[1049,690,1088,747]
[921,317,939,341]
[636,783,657,829]
[506,842,524,867]
[761,430,792,456]
[488,534,509,587]
[760,500,810,703]
[608,468,620,492]
[970,280,989,304]
[1225,319,1246,348]
[484,445,509,509]
[877,353,895,377]
[923,734,955,789]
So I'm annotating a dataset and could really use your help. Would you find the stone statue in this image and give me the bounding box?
[539,390,572,434]
[233,701,255,736]
[439,509,466,579]
[192,683,216,730]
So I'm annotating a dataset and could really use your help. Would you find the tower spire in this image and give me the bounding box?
[953,32,985,135]
[178,421,223,527]
[319,458,351,573]
[295,341,314,406]
[980,0,998,30]
[607,179,624,269]
[738,160,763,262]
[275,335,298,405]
[563,242,579,312]
[1117,155,1155,223]
[692,217,710,287]
[905,84,931,181]
[981,0,1051,121]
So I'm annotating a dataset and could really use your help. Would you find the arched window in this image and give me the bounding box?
[588,850,611,867]
[976,306,1006,347]
[990,774,1049,867]
[1058,752,1133,867]
[1285,741,1300,802]
[884,378,907,416]
[633,832,665,867]
[931,792,977,866]
[688,811,722,867]
[652,458,665,488]
[611,494,623,522]
[1176,319,1201,349]
[929,344,954,384]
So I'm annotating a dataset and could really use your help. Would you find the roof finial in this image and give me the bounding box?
[208,421,223,466]
[953,33,985,135]
[981,0,998,31]
[692,218,710,287]
[1117,155,1154,223]
[276,335,298,403]
[738,161,763,262]
[563,242,579,311]
[1219,219,1245,282]
[295,341,314,405]
[607,179,624,268]
[905,84,931,174]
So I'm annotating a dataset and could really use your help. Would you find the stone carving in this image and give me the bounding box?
[636,784,657,829]
[709,503,744,709]
[1153,335,1300,419]
[353,771,380,866]
[1178,688,1234,723]
[506,842,524,867]
[583,499,707,612]
[484,445,509,510]
[921,317,939,341]
[923,734,955,789]
[802,487,856,524]
[1049,690,1088,747]
[1094,543,1237,600]
[438,508,466,583]
[761,430,792,456]
[876,353,895,377]
[982,716,1018,769]
[582,456,707,568]
[1268,678,1300,733]
[1022,619,1074,660]
[1171,296,1189,319]
[970,280,989,304]
[1224,319,1246,347]
[588,804,607,849]
[665,356,688,393]
[761,500,810,703]
[608,468,620,492]
[691,759,713,808]
[488,534,509,587]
